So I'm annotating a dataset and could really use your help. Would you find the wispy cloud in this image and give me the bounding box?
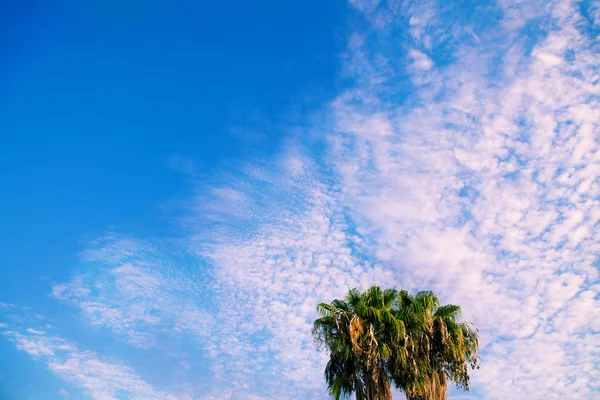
[2,325,184,400]
[204,186,398,396]
[52,236,214,349]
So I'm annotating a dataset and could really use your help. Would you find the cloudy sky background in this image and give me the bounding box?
[1,0,599,399]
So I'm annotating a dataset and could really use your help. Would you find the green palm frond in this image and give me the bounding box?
[346,288,362,307]
[434,304,462,321]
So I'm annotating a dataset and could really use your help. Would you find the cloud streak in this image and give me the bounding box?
[1,325,185,400]
[52,236,214,349]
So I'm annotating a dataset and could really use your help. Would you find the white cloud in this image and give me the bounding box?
[534,51,563,66]
[204,187,398,395]
[409,49,433,70]
[53,237,214,348]
[3,328,179,400]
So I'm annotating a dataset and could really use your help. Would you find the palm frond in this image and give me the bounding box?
[434,304,462,321]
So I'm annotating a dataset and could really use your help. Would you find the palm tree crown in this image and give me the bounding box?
[390,290,480,400]
[313,286,479,400]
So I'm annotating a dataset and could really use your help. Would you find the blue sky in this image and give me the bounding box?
[1,0,598,399]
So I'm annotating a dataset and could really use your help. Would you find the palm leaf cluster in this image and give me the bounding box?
[313,286,479,400]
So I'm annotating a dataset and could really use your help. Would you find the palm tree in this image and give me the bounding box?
[313,286,405,400]
[389,291,480,400]
[313,287,479,400]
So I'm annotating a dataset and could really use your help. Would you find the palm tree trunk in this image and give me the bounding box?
[380,374,392,400]
[362,366,392,400]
